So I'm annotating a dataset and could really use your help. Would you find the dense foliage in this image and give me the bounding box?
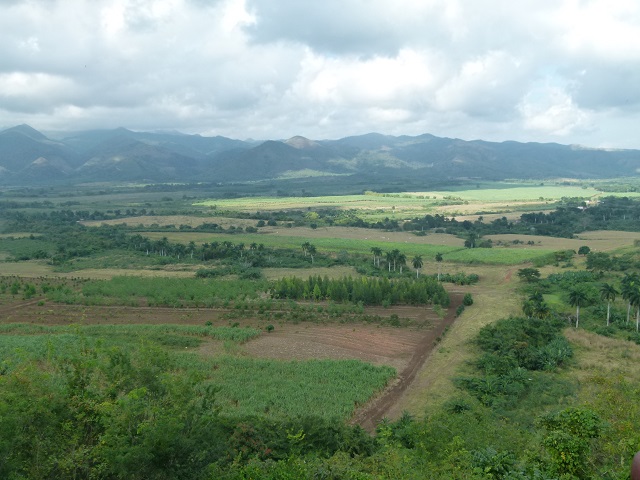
[271,275,450,307]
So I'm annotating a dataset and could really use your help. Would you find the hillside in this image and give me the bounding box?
[1,125,639,186]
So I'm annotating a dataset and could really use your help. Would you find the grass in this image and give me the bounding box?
[445,247,555,265]
[386,264,523,418]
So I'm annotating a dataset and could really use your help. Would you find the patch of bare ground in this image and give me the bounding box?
[241,323,420,371]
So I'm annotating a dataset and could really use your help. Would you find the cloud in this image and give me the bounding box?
[0,0,638,148]
[519,84,591,137]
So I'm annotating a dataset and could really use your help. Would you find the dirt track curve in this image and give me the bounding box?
[351,291,464,433]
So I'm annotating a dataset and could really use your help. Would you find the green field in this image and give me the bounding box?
[194,184,600,217]
[0,328,394,420]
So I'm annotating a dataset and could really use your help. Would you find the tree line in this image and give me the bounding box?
[271,275,450,307]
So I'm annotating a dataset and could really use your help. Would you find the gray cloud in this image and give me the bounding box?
[0,0,638,148]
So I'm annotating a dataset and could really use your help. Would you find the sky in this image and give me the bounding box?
[1,0,639,148]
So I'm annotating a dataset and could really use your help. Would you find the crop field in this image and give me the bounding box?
[82,215,258,229]
[0,325,395,421]
[194,183,600,220]
[444,246,553,264]
[0,279,454,423]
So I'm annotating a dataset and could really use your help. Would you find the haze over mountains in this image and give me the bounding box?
[1,124,639,186]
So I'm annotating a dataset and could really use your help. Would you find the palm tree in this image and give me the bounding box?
[390,249,401,271]
[412,255,423,278]
[307,244,316,264]
[385,251,394,272]
[569,287,589,328]
[621,273,639,323]
[435,253,443,281]
[371,247,383,267]
[397,253,407,274]
[599,283,619,326]
[627,284,640,332]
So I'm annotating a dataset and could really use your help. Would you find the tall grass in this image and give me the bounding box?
[208,357,395,419]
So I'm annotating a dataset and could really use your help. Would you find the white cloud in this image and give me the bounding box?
[519,85,591,137]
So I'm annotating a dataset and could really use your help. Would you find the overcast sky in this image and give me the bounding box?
[1,0,639,148]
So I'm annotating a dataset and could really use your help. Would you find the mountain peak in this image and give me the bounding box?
[285,136,320,149]
[2,124,47,141]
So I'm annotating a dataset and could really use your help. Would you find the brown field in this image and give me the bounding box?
[434,201,549,217]
[486,230,640,252]
[82,215,257,229]
[452,210,555,222]
[140,225,466,247]
[261,266,359,280]
[0,261,198,279]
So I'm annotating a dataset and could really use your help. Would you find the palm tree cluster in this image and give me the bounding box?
[565,274,640,330]
[370,247,444,279]
[621,273,640,331]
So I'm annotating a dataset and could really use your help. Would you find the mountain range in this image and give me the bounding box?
[0,124,639,186]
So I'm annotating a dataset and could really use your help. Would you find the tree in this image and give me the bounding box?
[569,286,590,328]
[621,273,640,323]
[578,245,591,256]
[435,252,443,281]
[517,267,541,283]
[307,244,316,264]
[412,255,423,278]
[464,232,478,248]
[390,249,401,271]
[396,253,407,274]
[629,286,640,332]
[371,247,382,267]
[301,241,311,257]
[385,251,394,272]
[599,283,619,326]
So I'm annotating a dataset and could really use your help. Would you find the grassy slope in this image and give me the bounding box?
[387,264,522,418]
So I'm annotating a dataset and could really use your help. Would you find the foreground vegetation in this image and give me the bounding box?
[3,180,640,478]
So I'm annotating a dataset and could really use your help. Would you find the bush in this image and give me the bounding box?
[463,293,474,306]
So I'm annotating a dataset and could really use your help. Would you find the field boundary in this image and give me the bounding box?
[351,291,464,432]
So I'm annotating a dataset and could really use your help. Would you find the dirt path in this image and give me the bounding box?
[350,292,464,432]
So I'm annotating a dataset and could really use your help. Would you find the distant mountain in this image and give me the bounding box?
[0,124,639,186]
[0,124,79,173]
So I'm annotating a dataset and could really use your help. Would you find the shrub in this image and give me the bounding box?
[463,293,474,306]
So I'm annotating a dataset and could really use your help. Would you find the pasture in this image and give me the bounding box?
[194,183,600,220]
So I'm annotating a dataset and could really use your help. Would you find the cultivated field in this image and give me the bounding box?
[194,183,601,220]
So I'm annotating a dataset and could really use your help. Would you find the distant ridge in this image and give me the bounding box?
[0,124,639,186]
